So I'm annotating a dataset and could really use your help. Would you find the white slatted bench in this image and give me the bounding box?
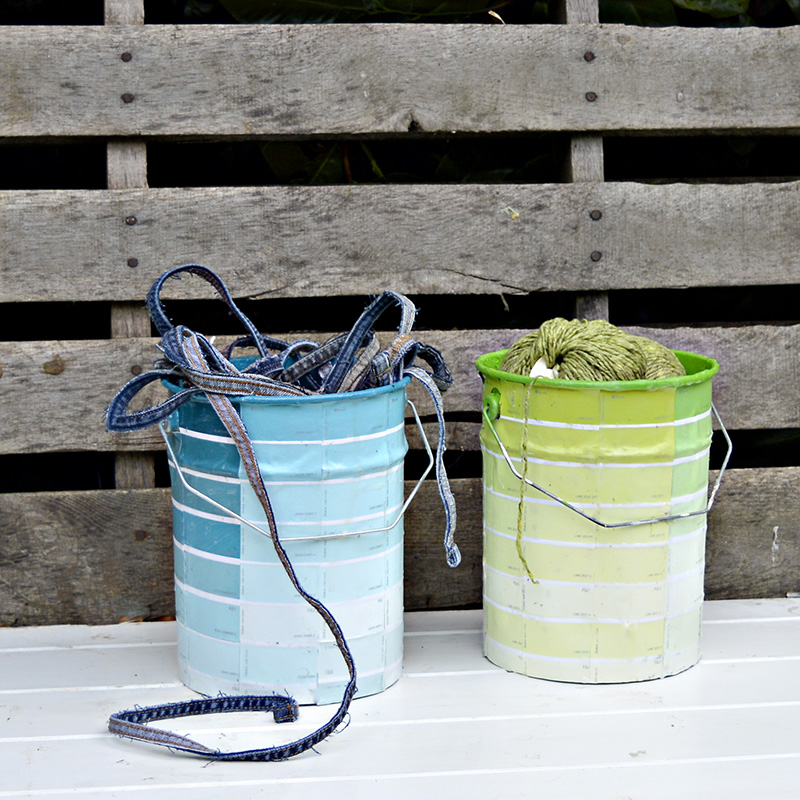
[3,599,799,799]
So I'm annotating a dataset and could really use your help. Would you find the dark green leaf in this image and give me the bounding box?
[220,0,513,23]
[669,0,749,18]
[259,142,314,183]
[785,0,800,21]
[601,0,679,24]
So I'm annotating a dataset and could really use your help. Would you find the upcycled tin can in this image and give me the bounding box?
[165,377,410,704]
[477,350,724,683]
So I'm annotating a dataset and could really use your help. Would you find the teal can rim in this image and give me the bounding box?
[476,349,719,391]
[163,370,410,405]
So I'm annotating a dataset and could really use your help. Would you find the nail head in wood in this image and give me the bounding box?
[585,92,598,102]
[590,251,603,262]
[590,210,603,221]
[121,93,135,104]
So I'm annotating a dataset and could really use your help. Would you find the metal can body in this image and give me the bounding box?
[477,350,719,683]
[166,378,409,704]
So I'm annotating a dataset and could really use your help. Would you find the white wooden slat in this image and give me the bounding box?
[1,708,799,797]
[6,656,800,739]
[698,619,800,661]
[403,607,482,634]
[2,601,798,798]
[701,596,800,621]
[2,763,800,800]
[3,760,797,800]
[3,626,800,725]
[3,602,795,693]
[0,647,179,693]
[0,621,177,651]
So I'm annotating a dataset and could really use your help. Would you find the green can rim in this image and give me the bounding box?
[476,348,719,390]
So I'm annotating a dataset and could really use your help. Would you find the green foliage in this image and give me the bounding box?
[669,0,748,18]
[600,0,678,25]
[599,0,800,23]
[219,0,512,23]
[257,138,558,185]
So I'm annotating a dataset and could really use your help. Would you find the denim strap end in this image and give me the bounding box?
[272,701,300,724]
[446,544,462,569]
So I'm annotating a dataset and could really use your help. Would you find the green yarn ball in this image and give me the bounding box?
[500,318,686,382]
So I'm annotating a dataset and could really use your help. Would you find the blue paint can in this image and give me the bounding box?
[164,377,410,704]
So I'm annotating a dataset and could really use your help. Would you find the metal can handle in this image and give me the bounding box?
[482,397,732,529]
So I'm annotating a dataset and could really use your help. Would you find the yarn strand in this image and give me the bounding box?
[515,378,539,584]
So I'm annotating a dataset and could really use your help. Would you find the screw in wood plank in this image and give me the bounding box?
[583,52,596,62]
[121,52,133,62]
[127,258,139,268]
[590,251,603,262]
[121,93,135,104]
[125,216,137,226]
[585,92,598,102]
[589,210,603,221]
[131,365,143,375]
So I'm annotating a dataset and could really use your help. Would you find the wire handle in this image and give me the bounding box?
[162,399,434,542]
[482,400,732,529]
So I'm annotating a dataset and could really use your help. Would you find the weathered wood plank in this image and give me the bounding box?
[553,0,599,23]
[0,338,167,454]
[1,467,796,625]
[107,138,153,489]
[0,480,479,625]
[629,324,800,437]
[563,124,607,318]
[0,488,175,627]
[3,25,800,137]
[705,467,800,601]
[465,462,800,607]
[105,0,143,26]
[106,142,147,193]
[3,182,800,303]
[0,325,796,455]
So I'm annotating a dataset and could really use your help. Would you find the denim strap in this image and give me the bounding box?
[146,264,287,358]
[105,327,309,434]
[108,330,356,762]
[404,365,461,568]
[322,291,417,393]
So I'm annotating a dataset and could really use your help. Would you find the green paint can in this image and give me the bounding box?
[476,349,728,683]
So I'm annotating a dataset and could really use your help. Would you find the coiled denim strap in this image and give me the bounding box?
[146,264,289,359]
[108,329,356,762]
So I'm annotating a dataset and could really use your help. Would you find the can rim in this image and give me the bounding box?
[476,349,718,390]
[163,372,410,404]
